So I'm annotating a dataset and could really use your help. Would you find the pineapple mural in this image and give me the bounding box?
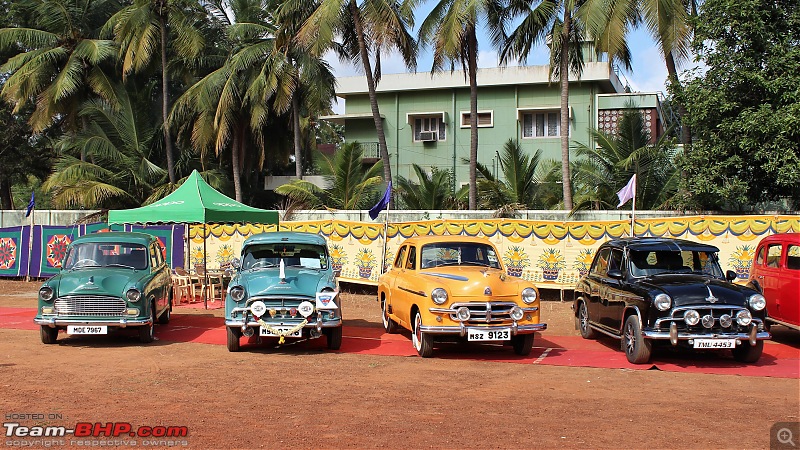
[537,248,566,281]
[329,244,348,273]
[574,249,595,277]
[729,245,755,279]
[502,246,531,277]
[355,248,377,279]
[190,246,205,268]
[216,244,235,268]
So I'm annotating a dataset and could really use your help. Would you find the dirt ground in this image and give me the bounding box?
[1,279,798,449]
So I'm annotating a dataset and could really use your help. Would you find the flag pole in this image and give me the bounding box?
[631,188,636,237]
[26,207,34,282]
[380,200,390,275]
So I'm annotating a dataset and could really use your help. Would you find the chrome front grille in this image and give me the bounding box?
[449,302,518,324]
[247,296,313,318]
[654,305,760,332]
[54,296,127,317]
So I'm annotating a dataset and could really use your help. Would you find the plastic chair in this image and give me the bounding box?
[195,264,223,302]
[171,268,192,305]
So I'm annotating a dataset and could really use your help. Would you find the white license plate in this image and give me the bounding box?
[260,326,303,338]
[693,339,736,349]
[67,325,107,335]
[467,328,511,341]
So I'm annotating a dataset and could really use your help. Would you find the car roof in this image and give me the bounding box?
[397,235,495,247]
[603,237,720,253]
[72,231,157,246]
[243,231,327,246]
[758,232,800,245]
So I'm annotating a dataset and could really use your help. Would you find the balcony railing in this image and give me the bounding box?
[358,142,381,160]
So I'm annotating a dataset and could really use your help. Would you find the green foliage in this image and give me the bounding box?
[395,164,466,210]
[275,142,384,210]
[677,0,800,210]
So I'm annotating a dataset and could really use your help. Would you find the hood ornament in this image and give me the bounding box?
[484,287,492,296]
[705,286,718,303]
[88,276,94,285]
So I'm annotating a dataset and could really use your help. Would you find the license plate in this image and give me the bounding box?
[467,328,511,341]
[260,326,303,338]
[693,339,735,349]
[67,325,107,335]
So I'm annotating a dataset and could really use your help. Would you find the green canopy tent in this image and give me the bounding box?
[108,170,279,308]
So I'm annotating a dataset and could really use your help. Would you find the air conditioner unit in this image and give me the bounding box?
[419,131,437,142]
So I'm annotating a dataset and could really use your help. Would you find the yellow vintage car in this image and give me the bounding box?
[378,235,547,357]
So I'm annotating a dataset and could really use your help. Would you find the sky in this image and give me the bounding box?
[326,24,671,115]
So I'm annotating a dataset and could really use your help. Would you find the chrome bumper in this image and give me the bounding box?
[643,330,771,340]
[420,322,547,337]
[34,317,152,328]
[225,318,342,329]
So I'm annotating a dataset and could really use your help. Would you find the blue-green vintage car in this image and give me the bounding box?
[34,232,172,344]
[225,232,342,352]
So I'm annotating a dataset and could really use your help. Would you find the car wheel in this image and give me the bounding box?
[157,299,171,325]
[40,326,58,344]
[138,305,155,343]
[577,301,596,339]
[226,327,241,352]
[512,333,534,356]
[381,297,397,334]
[731,340,763,363]
[623,315,652,364]
[325,327,343,350]
[412,310,434,358]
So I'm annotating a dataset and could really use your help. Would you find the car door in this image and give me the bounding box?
[393,245,421,328]
[754,242,782,320]
[781,243,800,327]
[604,248,627,332]
[585,247,611,325]
[384,245,407,316]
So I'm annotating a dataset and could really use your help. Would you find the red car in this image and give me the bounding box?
[748,233,800,331]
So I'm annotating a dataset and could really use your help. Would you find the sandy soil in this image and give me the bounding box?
[1,279,798,449]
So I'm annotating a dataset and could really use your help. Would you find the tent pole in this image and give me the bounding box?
[203,223,208,309]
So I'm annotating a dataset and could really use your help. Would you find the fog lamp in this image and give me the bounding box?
[510,306,524,321]
[701,314,714,328]
[684,309,700,326]
[456,307,471,321]
[719,314,732,328]
[736,310,752,326]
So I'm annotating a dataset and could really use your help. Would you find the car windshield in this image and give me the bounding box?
[628,249,724,278]
[63,242,149,271]
[241,243,328,270]
[420,242,501,269]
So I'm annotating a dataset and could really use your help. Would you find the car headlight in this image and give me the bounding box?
[748,294,766,311]
[126,289,142,303]
[684,309,700,326]
[39,286,54,302]
[736,310,752,326]
[431,288,448,305]
[521,287,537,304]
[510,306,524,321]
[230,285,245,302]
[654,294,672,311]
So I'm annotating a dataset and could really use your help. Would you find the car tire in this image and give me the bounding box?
[511,333,534,356]
[731,340,763,363]
[412,310,434,358]
[157,300,171,325]
[40,326,58,344]
[577,301,596,339]
[227,327,241,352]
[623,315,652,364]
[138,305,155,343]
[381,297,397,334]
[325,327,343,350]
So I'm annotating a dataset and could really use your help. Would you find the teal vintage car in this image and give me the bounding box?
[34,231,172,344]
[225,232,342,352]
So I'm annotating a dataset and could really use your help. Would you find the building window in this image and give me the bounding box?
[460,111,493,128]
[522,111,560,138]
[414,117,446,142]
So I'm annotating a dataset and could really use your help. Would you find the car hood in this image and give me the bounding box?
[235,267,328,297]
[420,266,525,297]
[637,274,751,307]
[53,267,148,296]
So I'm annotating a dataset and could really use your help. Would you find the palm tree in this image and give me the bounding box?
[0,0,118,141]
[571,105,679,211]
[104,0,207,184]
[395,164,466,209]
[473,139,552,212]
[418,0,508,210]
[296,0,418,206]
[501,0,633,210]
[275,141,384,209]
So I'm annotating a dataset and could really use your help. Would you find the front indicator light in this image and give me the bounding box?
[41,307,53,314]
[510,306,524,321]
[736,310,752,326]
[684,310,700,326]
[127,308,139,316]
[456,307,471,321]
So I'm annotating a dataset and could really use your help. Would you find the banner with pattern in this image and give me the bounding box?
[0,226,27,277]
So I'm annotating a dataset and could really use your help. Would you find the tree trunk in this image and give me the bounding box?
[350,0,393,207]
[559,7,574,210]
[160,14,177,184]
[0,178,12,209]
[467,26,479,210]
[232,127,243,202]
[664,51,692,147]
[292,93,303,179]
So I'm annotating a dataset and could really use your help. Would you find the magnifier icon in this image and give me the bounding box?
[778,428,796,447]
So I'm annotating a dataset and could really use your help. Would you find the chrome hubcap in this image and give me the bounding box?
[382,300,388,327]
[580,305,588,331]
[413,314,422,350]
[625,323,635,353]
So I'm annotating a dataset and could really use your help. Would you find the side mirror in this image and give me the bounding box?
[231,258,240,269]
[725,270,737,282]
[607,269,624,280]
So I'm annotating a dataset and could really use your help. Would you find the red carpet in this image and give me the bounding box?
[3,307,797,378]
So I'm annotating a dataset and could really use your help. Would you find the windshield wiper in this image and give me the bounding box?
[107,263,136,270]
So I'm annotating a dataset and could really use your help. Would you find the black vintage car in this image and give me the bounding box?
[573,237,771,364]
